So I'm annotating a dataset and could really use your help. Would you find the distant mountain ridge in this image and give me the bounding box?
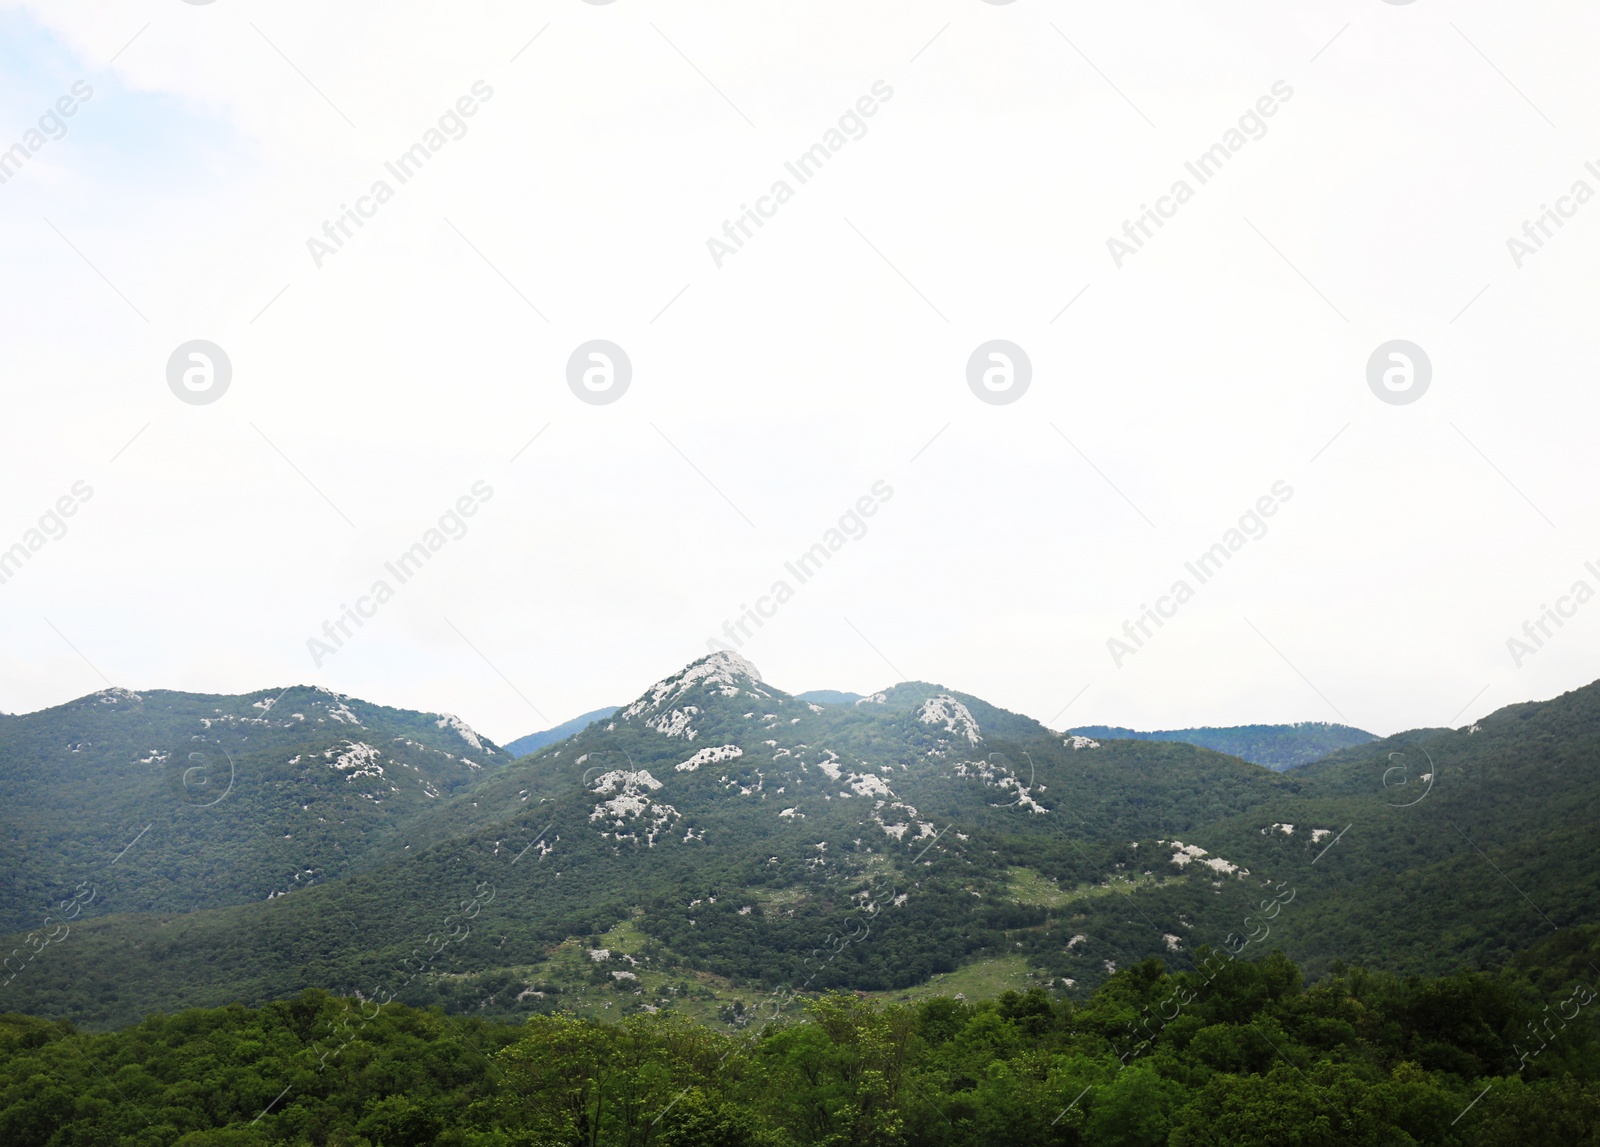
[796,689,864,706]
[504,707,619,757]
[513,700,1374,773]
[1068,721,1377,770]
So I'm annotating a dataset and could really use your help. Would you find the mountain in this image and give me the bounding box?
[0,653,1299,1027]
[0,685,501,932]
[1068,721,1378,770]
[2,653,1596,1040]
[796,689,864,706]
[1216,680,1600,978]
[503,706,620,757]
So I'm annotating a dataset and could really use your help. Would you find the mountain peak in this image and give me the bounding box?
[631,652,763,701]
[697,649,763,682]
[616,652,771,741]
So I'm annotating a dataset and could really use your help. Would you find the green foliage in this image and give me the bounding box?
[0,685,504,932]
[1192,677,1600,981]
[4,944,1600,1145]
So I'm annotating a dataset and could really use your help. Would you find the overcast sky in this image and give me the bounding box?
[1,0,1596,745]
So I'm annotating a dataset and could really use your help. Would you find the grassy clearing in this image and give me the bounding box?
[872,955,1046,1005]
[431,910,1064,1031]
[1006,865,1180,907]
[1006,867,1076,907]
[465,913,767,1028]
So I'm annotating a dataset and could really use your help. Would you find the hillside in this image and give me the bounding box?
[1220,680,1600,977]
[0,685,501,932]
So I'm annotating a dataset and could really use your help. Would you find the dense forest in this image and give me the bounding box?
[0,685,504,932]
[5,930,1600,1146]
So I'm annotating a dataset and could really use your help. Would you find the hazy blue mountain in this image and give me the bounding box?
[796,689,864,705]
[1067,721,1378,770]
[503,706,620,757]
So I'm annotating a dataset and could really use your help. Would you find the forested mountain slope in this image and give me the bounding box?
[2,655,1594,1041]
[1187,679,1600,978]
[0,654,1295,1028]
[0,685,501,931]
